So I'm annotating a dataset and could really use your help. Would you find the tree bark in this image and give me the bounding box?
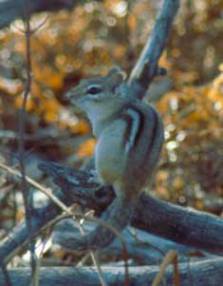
[1,258,223,286]
[1,162,222,266]
[42,162,223,254]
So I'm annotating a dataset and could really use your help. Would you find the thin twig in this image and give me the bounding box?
[18,2,38,285]
[1,264,12,286]
[0,163,115,286]
[12,15,49,34]
[152,250,179,286]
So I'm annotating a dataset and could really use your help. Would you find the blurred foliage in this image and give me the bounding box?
[0,0,222,235]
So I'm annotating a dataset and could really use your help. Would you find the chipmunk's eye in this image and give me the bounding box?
[87,85,102,95]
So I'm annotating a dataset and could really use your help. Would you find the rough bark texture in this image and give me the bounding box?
[42,162,223,254]
[1,258,223,286]
[128,0,180,98]
[1,162,223,267]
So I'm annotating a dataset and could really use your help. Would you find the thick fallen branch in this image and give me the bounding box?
[1,258,223,286]
[40,162,223,254]
[0,162,222,267]
[53,219,194,265]
[0,0,101,29]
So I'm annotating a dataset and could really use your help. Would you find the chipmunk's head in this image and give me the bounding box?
[66,67,126,112]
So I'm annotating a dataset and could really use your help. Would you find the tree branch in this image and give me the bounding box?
[0,0,101,30]
[0,162,223,266]
[17,6,38,283]
[1,258,223,286]
[53,219,200,265]
[40,162,223,254]
[128,0,179,98]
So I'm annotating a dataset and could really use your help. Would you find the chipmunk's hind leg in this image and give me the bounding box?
[71,193,136,251]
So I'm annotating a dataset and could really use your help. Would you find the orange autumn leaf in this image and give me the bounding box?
[128,15,137,31]
[42,98,61,123]
[69,119,91,135]
[77,138,96,158]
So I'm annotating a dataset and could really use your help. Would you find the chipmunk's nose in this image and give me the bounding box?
[65,88,88,113]
[64,89,74,101]
[65,87,81,102]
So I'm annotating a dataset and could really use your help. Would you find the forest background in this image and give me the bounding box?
[0,0,222,271]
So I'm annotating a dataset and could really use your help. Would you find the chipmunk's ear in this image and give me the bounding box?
[106,67,126,89]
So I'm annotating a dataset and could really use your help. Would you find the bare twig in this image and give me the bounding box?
[0,162,73,212]
[152,250,180,286]
[0,162,130,286]
[12,15,49,34]
[0,264,12,286]
[17,3,39,285]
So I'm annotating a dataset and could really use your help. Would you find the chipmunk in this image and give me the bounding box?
[66,67,164,250]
